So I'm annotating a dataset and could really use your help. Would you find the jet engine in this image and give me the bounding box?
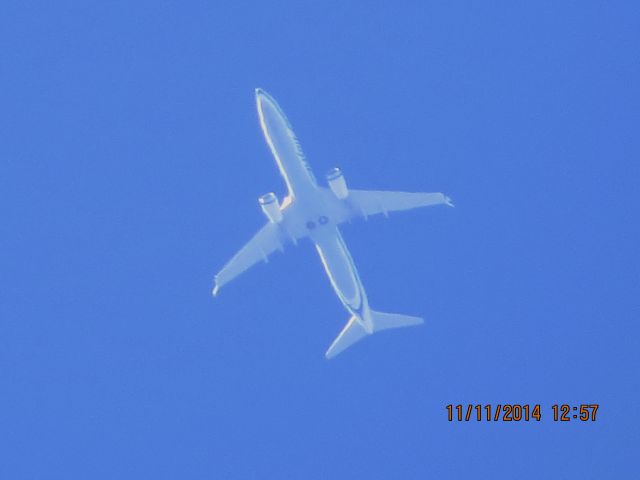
[326,167,348,199]
[258,192,283,223]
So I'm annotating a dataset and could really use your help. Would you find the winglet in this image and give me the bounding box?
[212,284,220,297]
[444,195,455,207]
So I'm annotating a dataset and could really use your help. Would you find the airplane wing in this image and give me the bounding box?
[347,190,453,219]
[213,222,292,295]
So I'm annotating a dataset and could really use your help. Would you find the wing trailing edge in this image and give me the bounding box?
[347,190,453,219]
[213,222,294,295]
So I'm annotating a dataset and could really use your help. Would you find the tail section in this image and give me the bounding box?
[325,310,423,359]
[325,316,367,359]
[369,310,423,331]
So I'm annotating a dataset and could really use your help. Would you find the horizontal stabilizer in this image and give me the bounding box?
[370,310,424,331]
[325,316,369,359]
[325,310,423,359]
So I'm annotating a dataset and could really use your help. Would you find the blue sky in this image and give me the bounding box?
[2,1,639,478]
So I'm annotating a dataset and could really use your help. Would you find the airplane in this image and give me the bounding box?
[213,88,453,358]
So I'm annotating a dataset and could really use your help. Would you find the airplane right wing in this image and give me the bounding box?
[346,189,453,219]
[213,222,293,295]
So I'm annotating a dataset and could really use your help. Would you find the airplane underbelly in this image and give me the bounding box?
[256,89,317,196]
[314,230,365,314]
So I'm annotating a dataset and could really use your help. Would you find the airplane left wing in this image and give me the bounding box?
[348,190,453,218]
[213,222,293,295]
[323,188,453,224]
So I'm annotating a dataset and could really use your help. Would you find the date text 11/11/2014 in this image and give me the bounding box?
[446,404,599,422]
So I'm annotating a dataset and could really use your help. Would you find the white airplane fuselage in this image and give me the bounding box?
[215,89,451,357]
[255,89,375,333]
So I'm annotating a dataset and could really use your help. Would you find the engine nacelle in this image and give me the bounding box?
[258,192,283,223]
[326,167,348,199]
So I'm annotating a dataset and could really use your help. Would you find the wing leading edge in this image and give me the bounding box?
[348,189,453,218]
[213,222,291,295]
[322,188,453,224]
